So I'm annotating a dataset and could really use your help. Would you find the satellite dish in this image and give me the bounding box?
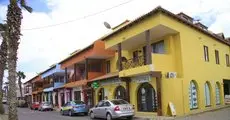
[104,22,111,29]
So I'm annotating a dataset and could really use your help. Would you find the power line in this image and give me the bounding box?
[22,0,135,31]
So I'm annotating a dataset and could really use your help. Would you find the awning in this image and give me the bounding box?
[64,80,87,88]
[89,72,118,82]
[43,87,54,92]
[53,85,64,90]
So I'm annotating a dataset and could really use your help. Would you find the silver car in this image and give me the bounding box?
[38,102,53,111]
[89,99,134,120]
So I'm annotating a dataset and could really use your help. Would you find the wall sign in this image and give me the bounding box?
[131,75,151,83]
[100,78,122,86]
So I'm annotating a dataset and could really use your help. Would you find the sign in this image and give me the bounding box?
[100,78,122,86]
[131,75,151,83]
[169,102,176,116]
[92,82,99,89]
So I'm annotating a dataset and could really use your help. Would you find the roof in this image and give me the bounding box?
[64,80,87,88]
[88,72,118,82]
[112,20,130,30]
[59,43,94,64]
[101,6,230,46]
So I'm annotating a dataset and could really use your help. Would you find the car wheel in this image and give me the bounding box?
[106,113,112,120]
[68,110,73,116]
[127,116,133,120]
[84,112,88,116]
[60,110,64,115]
[90,112,95,119]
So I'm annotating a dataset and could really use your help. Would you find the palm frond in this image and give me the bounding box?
[20,0,33,13]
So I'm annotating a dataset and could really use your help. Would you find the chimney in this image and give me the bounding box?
[177,12,193,23]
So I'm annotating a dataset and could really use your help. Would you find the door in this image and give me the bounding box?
[61,93,65,106]
[74,91,81,101]
[137,83,156,112]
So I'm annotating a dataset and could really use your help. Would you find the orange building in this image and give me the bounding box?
[59,40,115,107]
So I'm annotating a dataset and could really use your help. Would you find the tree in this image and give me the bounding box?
[6,0,32,120]
[17,71,25,100]
[0,23,8,114]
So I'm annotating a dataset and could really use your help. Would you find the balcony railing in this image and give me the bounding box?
[43,84,53,88]
[122,56,145,70]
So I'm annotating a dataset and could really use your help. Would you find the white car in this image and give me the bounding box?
[2,97,7,104]
[89,99,134,120]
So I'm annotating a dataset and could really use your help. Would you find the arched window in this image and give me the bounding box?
[98,88,105,102]
[137,83,157,112]
[114,86,126,100]
[215,82,221,105]
[204,82,211,106]
[189,80,198,109]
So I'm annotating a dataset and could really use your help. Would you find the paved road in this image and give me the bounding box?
[3,105,141,120]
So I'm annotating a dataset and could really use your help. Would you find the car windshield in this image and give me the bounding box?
[43,102,51,105]
[111,100,128,105]
[73,101,84,105]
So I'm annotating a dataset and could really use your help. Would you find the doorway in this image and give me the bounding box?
[137,83,157,112]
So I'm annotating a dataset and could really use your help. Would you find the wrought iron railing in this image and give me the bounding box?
[122,56,145,70]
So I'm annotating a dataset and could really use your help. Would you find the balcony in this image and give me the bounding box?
[43,84,53,89]
[122,56,145,70]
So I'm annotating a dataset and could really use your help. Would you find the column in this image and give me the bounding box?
[125,78,130,102]
[156,73,162,116]
[85,59,88,80]
[145,30,152,65]
[65,68,67,83]
[118,43,122,71]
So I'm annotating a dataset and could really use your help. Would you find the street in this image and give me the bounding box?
[3,105,142,120]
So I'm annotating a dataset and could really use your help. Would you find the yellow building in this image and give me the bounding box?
[91,6,230,117]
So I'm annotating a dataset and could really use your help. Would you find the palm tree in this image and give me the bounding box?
[0,23,8,114]
[6,0,32,120]
[17,71,26,100]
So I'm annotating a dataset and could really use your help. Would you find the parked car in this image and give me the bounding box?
[89,99,134,120]
[30,102,40,110]
[60,100,88,116]
[38,102,53,111]
[2,97,7,104]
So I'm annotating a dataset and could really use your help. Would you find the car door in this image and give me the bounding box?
[94,101,104,118]
[62,102,69,115]
[99,101,111,118]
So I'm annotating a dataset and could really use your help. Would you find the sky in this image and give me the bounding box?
[0,0,230,83]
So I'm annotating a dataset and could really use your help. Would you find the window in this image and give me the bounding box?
[215,82,221,105]
[133,50,139,62]
[204,82,211,106]
[152,41,165,54]
[203,46,209,62]
[189,80,198,109]
[226,54,230,67]
[215,50,220,64]
[89,62,102,72]
[106,61,110,73]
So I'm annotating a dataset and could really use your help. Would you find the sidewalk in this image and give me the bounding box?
[134,106,230,120]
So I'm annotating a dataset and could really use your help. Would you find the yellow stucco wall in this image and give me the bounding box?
[94,82,126,104]
[103,12,230,116]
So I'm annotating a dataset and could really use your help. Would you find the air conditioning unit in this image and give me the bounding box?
[167,72,177,78]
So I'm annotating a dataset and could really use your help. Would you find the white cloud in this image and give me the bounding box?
[0,0,230,82]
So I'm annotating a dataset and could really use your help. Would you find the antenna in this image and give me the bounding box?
[104,22,111,29]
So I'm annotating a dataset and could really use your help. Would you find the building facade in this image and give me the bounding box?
[23,6,230,117]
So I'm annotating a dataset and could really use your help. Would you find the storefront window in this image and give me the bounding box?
[137,83,157,112]
[98,88,105,102]
[114,86,126,100]
[189,80,198,109]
